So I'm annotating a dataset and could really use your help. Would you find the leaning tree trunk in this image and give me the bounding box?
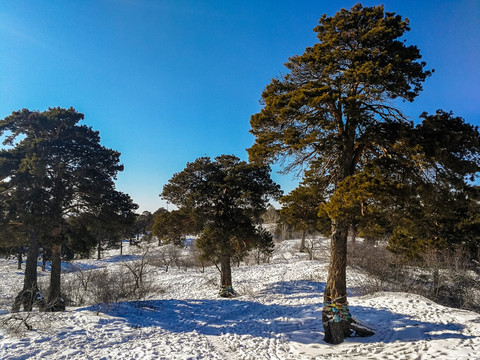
[45,243,65,311]
[219,253,235,297]
[12,232,44,312]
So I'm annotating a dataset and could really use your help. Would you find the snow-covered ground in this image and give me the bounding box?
[1,239,480,359]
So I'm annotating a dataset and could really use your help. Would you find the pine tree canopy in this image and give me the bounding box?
[248,3,432,179]
[159,155,282,261]
[0,107,137,251]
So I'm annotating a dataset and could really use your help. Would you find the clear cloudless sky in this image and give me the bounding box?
[1,0,479,213]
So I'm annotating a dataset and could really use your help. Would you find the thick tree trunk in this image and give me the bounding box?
[323,218,351,344]
[45,243,65,311]
[12,232,44,312]
[322,132,374,343]
[219,254,235,297]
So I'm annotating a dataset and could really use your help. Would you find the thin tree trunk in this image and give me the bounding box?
[12,232,43,312]
[17,246,23,270]
[42,250,47,271]
[300,229,306,252]
[45,243,65,311]
[97,240,101,260]
[219,254,234,297]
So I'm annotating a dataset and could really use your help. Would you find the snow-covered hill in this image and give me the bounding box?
[1,240,479,359]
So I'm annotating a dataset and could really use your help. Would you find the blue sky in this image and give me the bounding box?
[1,0,479,213]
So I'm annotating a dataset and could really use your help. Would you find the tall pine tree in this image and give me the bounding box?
[248,4,431,343]
[159,155,281,296]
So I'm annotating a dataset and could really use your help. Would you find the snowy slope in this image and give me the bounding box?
[1,240,479,360]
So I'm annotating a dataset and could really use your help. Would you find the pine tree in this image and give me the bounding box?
[0,107,137,311]
[159,155,281,296]
[280,182,326,252]
[248,4,431,343]
[386,111,480,258]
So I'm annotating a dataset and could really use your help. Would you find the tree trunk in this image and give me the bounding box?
[219,254,235,297]
[323,218,351,344]
[42,250,47,271]
[17,247,23,270]
[97,240,101,260]
[322,130,375,343]
[300,229,306,252]
[323,219,374,341]
[45,243,65,311]
[12,232,43,312]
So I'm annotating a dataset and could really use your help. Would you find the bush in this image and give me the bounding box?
[348,241,411,294]
[62,252,164,306]
[348,241,480,313]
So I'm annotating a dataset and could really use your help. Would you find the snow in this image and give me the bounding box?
[1,239,480,359]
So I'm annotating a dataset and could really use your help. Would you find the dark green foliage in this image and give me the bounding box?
[387,111,480,257]
[159,155,281,295]
[252,228,276,264]
[75,189,138,259]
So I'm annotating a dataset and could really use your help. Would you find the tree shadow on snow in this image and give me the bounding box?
[263,280,364,300]
[349,304,475,343]
[81,298,321,339]
[78,288,475,345]
[263,280,326,300]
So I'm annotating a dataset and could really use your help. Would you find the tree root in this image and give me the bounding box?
[323,318,375,344]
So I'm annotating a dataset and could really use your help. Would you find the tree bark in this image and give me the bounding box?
[219,253,235,297]
[17,247,23,270]
[97,240,101,260]
[300,229,306,252]
[12,232,43,312]
[45,243,65,311]
[322,218,351,344]
[42,249,47,271]
[322,130,374,343]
